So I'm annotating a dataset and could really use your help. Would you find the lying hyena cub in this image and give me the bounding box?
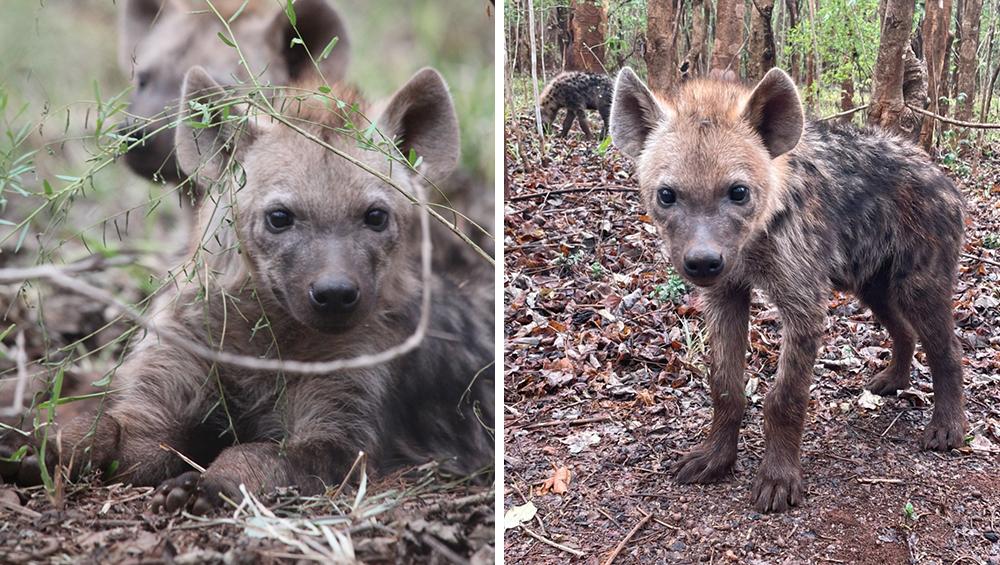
[539,71,613,140]
[118,0,349,182]
[0,67,493,513]
[610,67,967,512]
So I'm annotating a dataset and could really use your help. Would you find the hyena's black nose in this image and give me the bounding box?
[309,280,360,315]
[683,250,725,280]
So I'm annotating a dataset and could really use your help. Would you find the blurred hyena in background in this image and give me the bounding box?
[539,71,612,140]
[610,66,967,513]
[117,0,350,184]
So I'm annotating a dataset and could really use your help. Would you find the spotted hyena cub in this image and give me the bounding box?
[610,67,967,512]
[539,71,613,139]
[0,67,493,513]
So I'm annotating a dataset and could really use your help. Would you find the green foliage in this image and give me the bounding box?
[649,268,687,304]
[783,0,881,108]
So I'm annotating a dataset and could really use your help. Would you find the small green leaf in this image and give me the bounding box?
[319,36,339,61]
[289,37,304,48]
[217,32,236,47]
[0,444,27,463]
[284,0,296,26]
[42,179,53,196]
[318,85,331,94]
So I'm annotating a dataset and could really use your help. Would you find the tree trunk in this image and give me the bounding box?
[527,0,544,139]
[646,0,682,91]
[785,0,801,82]
[868,0,918,135]
[566,0,607,72]
[919,0,955,150]
[711,0,746,73]
[954,0,984,129]
[556,5,572,69]
[684,0,709,77]
[748,0,777,81]
[839,78,856,124]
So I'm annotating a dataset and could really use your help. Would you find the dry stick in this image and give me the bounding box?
[520,526,586,557]
[906,104,1000,128]
[0,331,28,418]
[819,104,870,122]
[510,186,639,202]
[601,509,653,565]
[962,252,1000,268]
[0,250,427,376]
[856,477,905,484]
[524,415,612,430]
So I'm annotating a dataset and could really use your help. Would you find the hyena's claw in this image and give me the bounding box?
[150,471,220,515]
[865,367,909,397]
[751,465,803,513]
[921,415,968,451]
[673,445,736,484]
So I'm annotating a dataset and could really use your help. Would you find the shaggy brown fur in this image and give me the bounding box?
[0,67,493,514]
[610,67,967,513]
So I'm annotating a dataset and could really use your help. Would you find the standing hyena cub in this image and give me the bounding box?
[0,67,493,513]
[610,67,967,512]
[539,71,613,140]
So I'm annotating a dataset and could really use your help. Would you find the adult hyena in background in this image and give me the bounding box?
[539,71,612,140]
[610,67,967,512]
[118,0,350,182]
[1,67,493,514]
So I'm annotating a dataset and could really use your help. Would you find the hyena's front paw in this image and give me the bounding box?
[921,413,968,451]
[673,444,736,484]
[865,366,909,396]
[751,463,804,513]
[0,444,45,487]
[150,471,227,515]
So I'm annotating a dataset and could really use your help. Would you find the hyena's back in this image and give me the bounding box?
[762,122,964,296]
[540,71,613,111]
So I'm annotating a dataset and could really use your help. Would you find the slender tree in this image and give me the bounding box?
[748,0,778,81]
[711,0,746,72]
[955,0,984,129]
[867,0,919,135]
[920,0,955,150]
[566,0,608,72]
[646,0,682,91]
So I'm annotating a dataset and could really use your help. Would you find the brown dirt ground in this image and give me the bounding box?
[503,116,1000,564]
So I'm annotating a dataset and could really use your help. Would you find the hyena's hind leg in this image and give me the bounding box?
[598,105,610,140]
[897,283,968,451]
[859,284,915,396]
[576,109,593,139]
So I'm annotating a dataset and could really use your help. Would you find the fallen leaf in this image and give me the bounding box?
[561,430,601,454]
[857,389,885,410]
[538,466,571,495]
[503,501,537,530]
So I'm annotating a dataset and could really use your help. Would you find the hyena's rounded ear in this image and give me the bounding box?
[118,0,176,72]
[376,67,460,184]
[610,67,667,160]
[266,0,351,83]
[175,67,258,186]
[742,68,804,158]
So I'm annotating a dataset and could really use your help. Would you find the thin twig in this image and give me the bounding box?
[962,252,1000,268]
[0,331,28,418]
[601,509,653,565]
[856,477,905,484]
[819,104,870,122]
[158,443,208,473]
[521,526,586,557]
[906,104,1000,129]
[524,415,612,430]
[510,186,639,202]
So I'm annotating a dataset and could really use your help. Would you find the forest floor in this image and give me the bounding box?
[503,114,1000,564]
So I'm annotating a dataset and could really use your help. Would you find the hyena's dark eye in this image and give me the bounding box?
[657,186,677,207]
[728,185,751,204]
[265,209,294,232]
[364,208,389,231]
